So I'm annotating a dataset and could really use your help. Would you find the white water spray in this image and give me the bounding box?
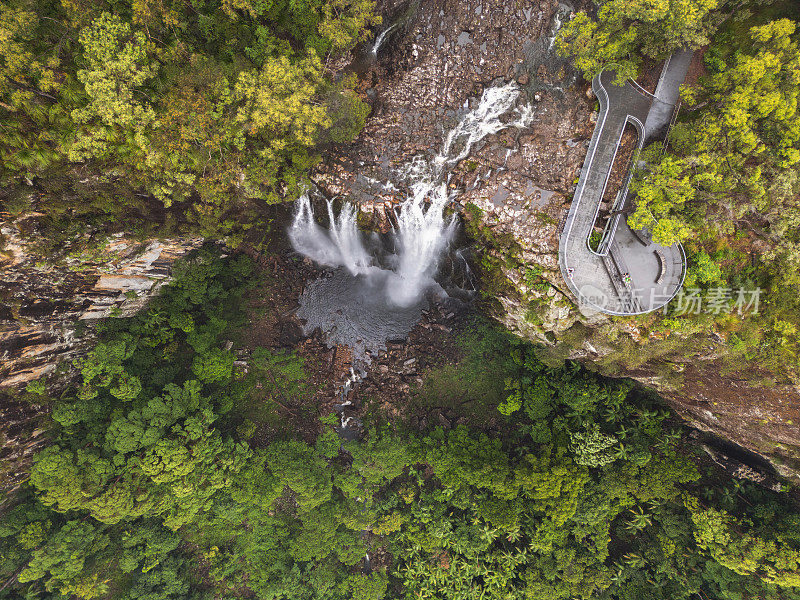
[372,23,398,56]
[437,84,533,172]
[387,181,457,306]
[289,82,533,307]
[548,3,571,50]
[289,195,372,276]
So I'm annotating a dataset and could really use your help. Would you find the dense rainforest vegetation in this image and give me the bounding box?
[555,0,800,385]
[3,0,800,598]
[0,0,376,243]
[3,246,800,600]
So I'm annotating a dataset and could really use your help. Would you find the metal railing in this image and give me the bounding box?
[602,253,642,313]
[592,118,644,257]
[628,78,658,101]
[661,100,682,155]
[596,161,635,256]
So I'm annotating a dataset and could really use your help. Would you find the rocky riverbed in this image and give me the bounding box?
[315,0,593,339]
[313,0,800,481]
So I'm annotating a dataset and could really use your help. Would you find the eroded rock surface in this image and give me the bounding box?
[315,0,800,481]
[316,0,591,337]
[1,219,202,387]
[0,0,796,487]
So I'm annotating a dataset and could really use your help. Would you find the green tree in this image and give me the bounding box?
[557,0,721,83]
[69,12,157,162]
[345,571,388,600]
[18,520,111,599]
[687,495,800,588]
[628,154,696,245]
[266,440,333,510]
[570,424,618,468]
[0,0,378,240]
[192,349,235,383]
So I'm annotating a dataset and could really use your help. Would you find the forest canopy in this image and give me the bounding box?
[556,0,723,84]
[3,247,800,600]
[0,0,377,240]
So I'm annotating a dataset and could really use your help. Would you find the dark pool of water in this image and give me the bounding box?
[297,268,432,361]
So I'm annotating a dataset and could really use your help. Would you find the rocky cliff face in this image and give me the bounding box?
[0,218,202,388]
[0,216,202,498]
[315,0,800,481]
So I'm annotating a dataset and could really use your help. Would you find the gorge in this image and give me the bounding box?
[289,82,532,357]
[2,0,800,598]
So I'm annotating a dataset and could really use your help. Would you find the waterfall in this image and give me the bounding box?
[289,82,533,307]
[548,3,572,50]
[437,83,532,172]
[386,181,458,306]
[371,23,398,56]
[288,194,373,276]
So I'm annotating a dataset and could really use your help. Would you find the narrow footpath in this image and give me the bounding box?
[558,53,692,315]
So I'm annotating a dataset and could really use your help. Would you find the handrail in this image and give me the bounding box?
[661,100,682,156]
[558,69,687,316]
[590,115,644,257]
[628,78,658,101]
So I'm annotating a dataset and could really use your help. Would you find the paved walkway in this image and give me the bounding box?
[644,49,694,140]
[558,55,691,315]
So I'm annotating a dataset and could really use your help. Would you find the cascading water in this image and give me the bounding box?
[548,7,564,50]
[386,181,456,307]
[436,84,533,172]
[289,195,373,276]
[371,23,398,56]
[291,82,533,358]
[383,85,531,304]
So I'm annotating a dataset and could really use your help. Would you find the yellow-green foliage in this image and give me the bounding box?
[556,0,720,83]
[686,495,800,587]
[0,0,377,239]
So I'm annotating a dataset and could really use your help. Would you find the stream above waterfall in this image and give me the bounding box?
[290,82,534,360]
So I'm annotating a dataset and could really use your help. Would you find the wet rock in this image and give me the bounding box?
[701,440,782,491]
[292,0,800,482]
[0,222,202,389]
[275,321,305,348]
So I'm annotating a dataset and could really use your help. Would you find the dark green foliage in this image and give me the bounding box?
[6,267,800,600]
[413,320,518,420]
[346,571,388,600]
[2,246,255,598]
[383,328,800,600]
[556,0,722,84]
[27,248,255,530]
[17,520,111,598]
[119,521,181,574]
[120,556,200,600]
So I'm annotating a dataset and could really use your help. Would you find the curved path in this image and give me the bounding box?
[558,55,691,315]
